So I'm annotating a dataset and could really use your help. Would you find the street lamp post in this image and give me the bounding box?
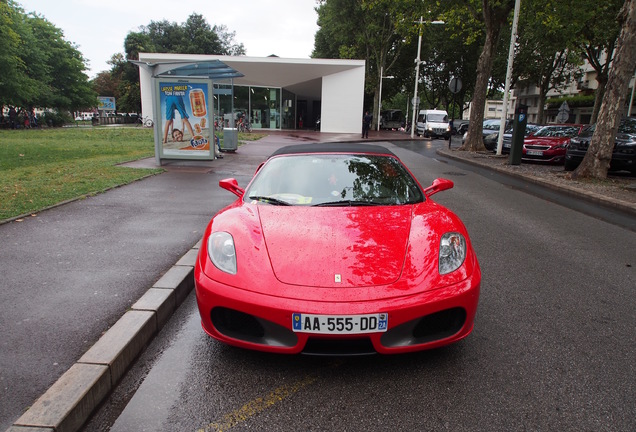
[377,66,394,131]
[495,0,521,155]
[410,17,444,138]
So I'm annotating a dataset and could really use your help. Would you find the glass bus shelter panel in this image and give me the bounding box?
[214,83,233,128]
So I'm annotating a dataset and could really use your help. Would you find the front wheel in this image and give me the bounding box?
[144,118,153,127]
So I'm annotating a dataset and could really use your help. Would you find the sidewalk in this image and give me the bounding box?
[4,130,635,432]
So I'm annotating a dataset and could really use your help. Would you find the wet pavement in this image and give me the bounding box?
[2,129,635,431]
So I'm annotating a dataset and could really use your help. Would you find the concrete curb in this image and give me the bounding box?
[437,148,636,217]
[6,241,201,432]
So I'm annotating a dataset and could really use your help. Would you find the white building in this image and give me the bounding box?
[136,53,366,134]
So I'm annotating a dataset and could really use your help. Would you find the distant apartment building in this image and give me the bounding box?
[463,57,635,125]
[512,57,635,124]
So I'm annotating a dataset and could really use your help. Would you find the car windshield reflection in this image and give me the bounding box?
[244,154,425,206]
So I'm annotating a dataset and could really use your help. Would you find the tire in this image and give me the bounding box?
[144,119,153,127]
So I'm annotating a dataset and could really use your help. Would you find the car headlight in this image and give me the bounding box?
[208,232,237,275]
[439,232,466,275]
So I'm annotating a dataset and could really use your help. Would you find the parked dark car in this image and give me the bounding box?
[462,119,512,150]
[498,123,543,153]
[565,117,636,174]
[518,124,585,163]
[455,121,469,135]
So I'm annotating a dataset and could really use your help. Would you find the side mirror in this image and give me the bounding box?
[219,178,244,198]
[423,178,453,197]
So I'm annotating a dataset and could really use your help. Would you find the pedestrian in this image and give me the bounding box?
[8,106,17,129]
[29,108,37,128]
[448,118,454,148]
[362,111,372,138]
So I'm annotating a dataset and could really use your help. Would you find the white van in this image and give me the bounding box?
[416,109,450,138]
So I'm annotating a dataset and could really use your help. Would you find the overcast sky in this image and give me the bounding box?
[16,0,320,78]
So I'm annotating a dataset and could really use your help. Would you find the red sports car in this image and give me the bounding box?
[522,124,585,163]
[194,143,481,355]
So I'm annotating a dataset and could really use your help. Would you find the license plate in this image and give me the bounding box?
[527,150,543,156]
[292,313,388,334]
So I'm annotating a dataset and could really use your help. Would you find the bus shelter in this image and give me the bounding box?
[131,59,243,165]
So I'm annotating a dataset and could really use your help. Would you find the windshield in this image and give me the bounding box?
[533,125,581,138]
[580,117,636,137]
[245,154,424,206]
[483,120,501,130]
[619,117,636,134]
[503,123,542,136]
[427,114,448,123]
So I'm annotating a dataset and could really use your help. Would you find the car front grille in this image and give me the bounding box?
[525,145,550,150]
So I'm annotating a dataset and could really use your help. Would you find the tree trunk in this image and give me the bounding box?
[536,91,546,125]
[372,86,380,130]
[590,75,607,124]
[573,0,636,179]
[459,25,499,151]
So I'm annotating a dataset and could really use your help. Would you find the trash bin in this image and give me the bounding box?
[221,127,238,151]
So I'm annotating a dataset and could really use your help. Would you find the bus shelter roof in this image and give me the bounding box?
[130,59,244,80]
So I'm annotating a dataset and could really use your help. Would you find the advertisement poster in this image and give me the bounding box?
[98,96,116,111]
[158,80,212,159]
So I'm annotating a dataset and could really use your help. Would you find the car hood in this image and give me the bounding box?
[258,206,412,288]
[616,132,636,146]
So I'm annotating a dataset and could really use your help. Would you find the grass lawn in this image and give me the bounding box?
[0,127,162,221]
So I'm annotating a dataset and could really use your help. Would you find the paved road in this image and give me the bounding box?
[82,140,636,431]
[0,137,287,431]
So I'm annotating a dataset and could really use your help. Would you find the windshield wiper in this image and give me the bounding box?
[248,195,291,206]
[314,200,384,207]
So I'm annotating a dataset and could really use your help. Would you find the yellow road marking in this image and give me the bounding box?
[197,374,318,432]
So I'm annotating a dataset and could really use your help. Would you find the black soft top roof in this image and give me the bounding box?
[269,143,396,158]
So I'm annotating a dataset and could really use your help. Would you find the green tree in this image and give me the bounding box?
[314,0,429,129]
[512,0,585,124]
[573,0,636,179]
[0,1,39,108]
[447,0,515,152]
[113,13,245,113]
[0,1,95,112]
[29,14,96,110]
[575,0,624,123]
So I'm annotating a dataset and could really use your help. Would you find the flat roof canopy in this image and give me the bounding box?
[130,59,244,81]
[137,53,365,99]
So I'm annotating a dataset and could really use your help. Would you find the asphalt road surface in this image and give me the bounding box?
[82,140,635,432]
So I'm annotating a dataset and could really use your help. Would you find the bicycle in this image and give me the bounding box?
[237,120,252,133]
[138,116,154,127]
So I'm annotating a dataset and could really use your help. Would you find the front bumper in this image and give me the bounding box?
[522,147,566,163]
[194,265,481,355]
